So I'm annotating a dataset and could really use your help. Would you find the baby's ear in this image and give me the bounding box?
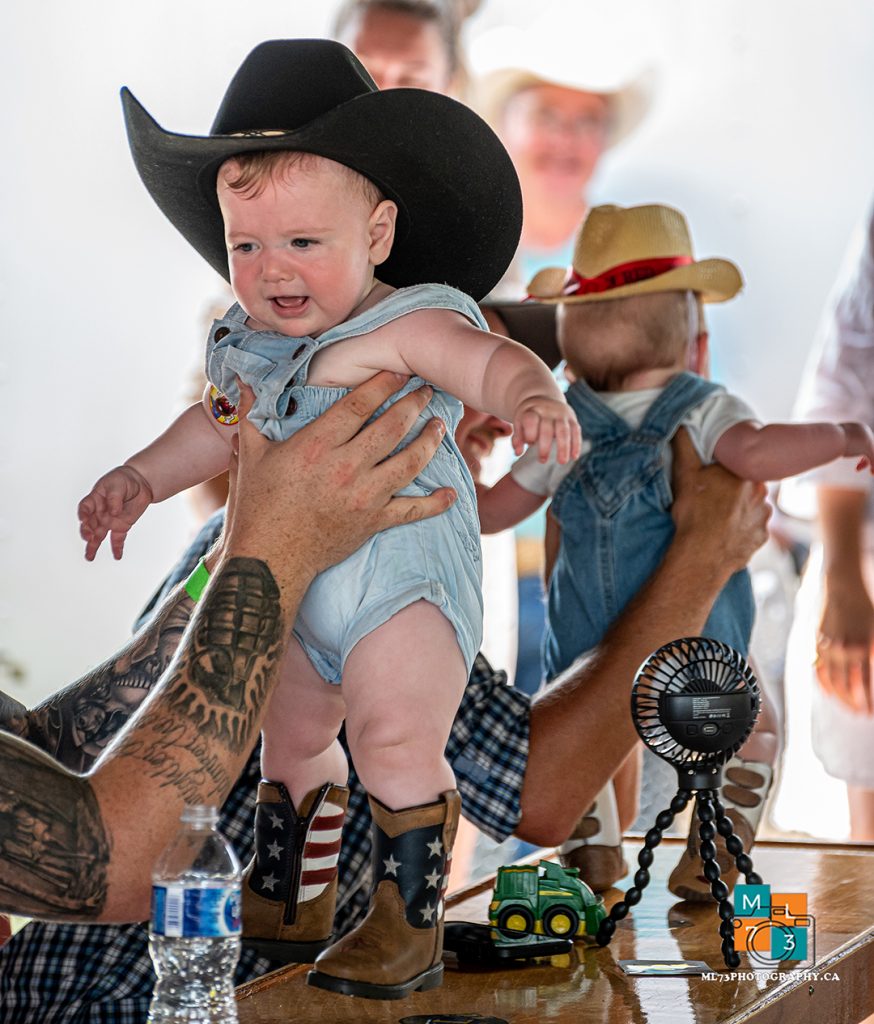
[369,200,398,266]
[689,330,710,378]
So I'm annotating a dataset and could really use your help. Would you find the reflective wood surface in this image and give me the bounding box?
[236,838,874,1023]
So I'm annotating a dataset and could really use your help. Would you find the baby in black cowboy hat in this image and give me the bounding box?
[76,40,580,999]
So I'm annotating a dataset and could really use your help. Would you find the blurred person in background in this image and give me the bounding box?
[474,33,651,300]
[783,197,874,842]
[333,0,477,96]
[472,27,652,700]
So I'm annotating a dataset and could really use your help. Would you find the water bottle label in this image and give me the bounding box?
[152,884,242,938]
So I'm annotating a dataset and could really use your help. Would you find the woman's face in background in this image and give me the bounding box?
[501,83,609,202]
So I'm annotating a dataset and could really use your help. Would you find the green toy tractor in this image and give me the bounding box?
[488,860,606,943]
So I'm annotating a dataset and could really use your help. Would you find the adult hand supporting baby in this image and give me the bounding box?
[224,371,455,591]
[670,427,770,577]
[0,373,457,924]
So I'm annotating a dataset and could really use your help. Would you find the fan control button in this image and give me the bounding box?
[701,724,719,736]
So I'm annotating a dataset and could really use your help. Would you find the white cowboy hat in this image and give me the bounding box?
[469,24,654,148]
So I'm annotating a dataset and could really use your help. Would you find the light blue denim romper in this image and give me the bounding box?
[206,284,484,683]
[543,372,754,681]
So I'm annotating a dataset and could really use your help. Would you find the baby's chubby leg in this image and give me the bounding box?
[342,600,468,809]
[261,636,348,807]
[309,601,467,995]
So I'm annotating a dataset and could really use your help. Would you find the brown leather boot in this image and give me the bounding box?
[307,790,460,999]
[242,780,348,963]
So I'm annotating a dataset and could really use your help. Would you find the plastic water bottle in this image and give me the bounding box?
[148,805,242,1023]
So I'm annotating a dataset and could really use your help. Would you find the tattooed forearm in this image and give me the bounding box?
[163,558,282,755]
[123,708,234,804]
[0,738,108,919]
[15,593,193,771]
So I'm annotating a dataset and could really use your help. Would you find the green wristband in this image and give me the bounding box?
[184,558,210,603]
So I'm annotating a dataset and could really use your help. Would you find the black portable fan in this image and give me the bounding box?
[596,637,764,969]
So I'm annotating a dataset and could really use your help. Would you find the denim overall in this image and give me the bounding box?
[543,372,754,681]
[205,284,485,682]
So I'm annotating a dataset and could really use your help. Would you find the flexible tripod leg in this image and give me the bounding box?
[596,789,692,946]
[712,792,763,886]
[695,790,741,968]
[707,791,764,967]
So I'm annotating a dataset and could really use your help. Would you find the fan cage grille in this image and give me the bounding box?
[631,636,760,767]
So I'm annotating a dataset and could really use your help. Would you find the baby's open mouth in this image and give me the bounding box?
[271,296,308,310]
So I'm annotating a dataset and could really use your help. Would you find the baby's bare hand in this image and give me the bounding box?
[841,421,874,472]
[77,465,154,561]
[512,396,582,464]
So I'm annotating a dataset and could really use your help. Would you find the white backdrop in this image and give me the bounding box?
[3,0,873,711]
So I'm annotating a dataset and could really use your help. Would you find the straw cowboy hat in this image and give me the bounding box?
[526,203,744,304]
[121,39,522,301]
[469,25,653,149]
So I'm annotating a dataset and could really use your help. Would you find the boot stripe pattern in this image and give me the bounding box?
[298,798,344,902]
[315,812,345,831]
[304,839,342,858]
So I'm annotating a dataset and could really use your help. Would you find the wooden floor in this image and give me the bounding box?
[236,837,874,1024]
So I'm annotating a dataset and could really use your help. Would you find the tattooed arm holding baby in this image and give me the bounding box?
[0,374,451,921]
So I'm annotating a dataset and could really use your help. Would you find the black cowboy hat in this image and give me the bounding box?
[122,39,522,301]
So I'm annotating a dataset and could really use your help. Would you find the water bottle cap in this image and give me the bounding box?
[180,804,219,827]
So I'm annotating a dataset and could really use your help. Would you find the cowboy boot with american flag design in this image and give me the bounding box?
[242,780,348,962]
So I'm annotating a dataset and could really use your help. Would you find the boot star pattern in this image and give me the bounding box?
[249,783,344,915]
[373,819,451,929]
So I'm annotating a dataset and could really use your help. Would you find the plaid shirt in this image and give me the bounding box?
[0,515,530,1023]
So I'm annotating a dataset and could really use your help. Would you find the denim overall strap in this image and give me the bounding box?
[544,372,752,679]
[206,301,319,428]
[638,372,752,656]
[563,376,630,445]
[635,371,722,450]
[553,373,721,521]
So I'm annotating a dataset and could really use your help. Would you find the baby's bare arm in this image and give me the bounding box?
[80,402,232,560]
[127,402,233,502]
[400,314,580,462]
[394,310,561,418]
[477,473,546,534]
[309,309,580,461]
[386,310,580,460]
[321,309,562,418]
[714,419,874,482]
